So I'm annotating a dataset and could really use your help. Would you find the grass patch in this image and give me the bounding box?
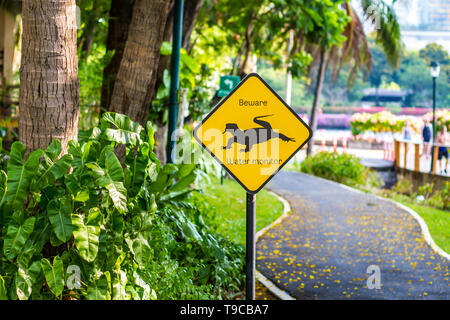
[390,195,450,254]
[193,178,285,245]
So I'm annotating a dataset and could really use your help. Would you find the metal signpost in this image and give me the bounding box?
[167,0,184,164]
[193,73,312,300]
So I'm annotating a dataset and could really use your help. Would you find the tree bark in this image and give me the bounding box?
[79,0,98,59]
[237,10,255,76]
[100,0,135,110]
[152,0,203,163]
[108,0,170,125]
[306,46,327,157]
[181,0,204,50]
[19,0,79,155]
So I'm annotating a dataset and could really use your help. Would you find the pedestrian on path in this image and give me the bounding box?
[437,126,448,174]
[422,119,432,160]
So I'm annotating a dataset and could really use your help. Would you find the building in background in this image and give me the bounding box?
[419,0,450,31]
[396,0,450,51]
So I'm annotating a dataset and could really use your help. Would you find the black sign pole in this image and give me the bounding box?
[246,192,256,300]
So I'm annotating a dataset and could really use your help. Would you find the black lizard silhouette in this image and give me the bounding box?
[222,115,296,152]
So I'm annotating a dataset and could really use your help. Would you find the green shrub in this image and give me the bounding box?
[0,112,243,300]
[393,178,413,196]
[418,183,434,199]
[439,182,450,211]
[299,152,369,187]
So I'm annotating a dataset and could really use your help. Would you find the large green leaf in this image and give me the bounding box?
[3,215,36,261]
[41,257,64,297]
[68,140,101,173]
[112,270,130,300]
[72,214,100,262]
[86,148,127,213]
[0,170,7,206]
[47,198,74,243]
[32,140,73,191]
[125,144,149,196]
[100,112,144,146]
[86,273,110,300]
[6,142,43,209]
[0,275,7,300]
[15,260,41,300]
[126,236,152,266]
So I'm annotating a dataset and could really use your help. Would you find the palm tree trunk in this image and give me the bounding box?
[108,0,170,125]
[237,11,255,76]
[19,0,79,155]
[79,0,98,59]
[306,46,327,157]
[100,0,134,111]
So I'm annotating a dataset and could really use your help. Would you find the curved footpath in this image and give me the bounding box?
[256,171,450,299]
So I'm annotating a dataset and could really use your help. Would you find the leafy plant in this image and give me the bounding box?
[439,182,450,211]
[299,151,369,187]
[0,112,244,300]
[392,178,413,196]
[417,183,434,200]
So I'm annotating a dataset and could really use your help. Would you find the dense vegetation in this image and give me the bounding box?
[0,113,244,300]
[297,152,372,187]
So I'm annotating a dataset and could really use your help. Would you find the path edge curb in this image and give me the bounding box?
[326,177,450,262]
[255,190,296,300]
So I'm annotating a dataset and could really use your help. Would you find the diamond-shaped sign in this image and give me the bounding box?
[193,73,312,194]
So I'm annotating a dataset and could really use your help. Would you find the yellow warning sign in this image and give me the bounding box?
[193,73,312,193]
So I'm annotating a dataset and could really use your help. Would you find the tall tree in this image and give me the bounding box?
[108,0,170,124]
[152,0,204,163]
[305,0,401,156]
[100,0,134,111]
[19,0,80,154]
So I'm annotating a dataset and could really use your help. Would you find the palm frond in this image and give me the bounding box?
[306,3,372,88]
[361,0,402,68]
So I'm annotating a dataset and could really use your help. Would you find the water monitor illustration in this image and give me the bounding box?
[222,115,296,152]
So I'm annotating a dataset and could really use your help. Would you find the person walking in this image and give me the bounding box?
[422,119,432,160]
[437,126,449,175]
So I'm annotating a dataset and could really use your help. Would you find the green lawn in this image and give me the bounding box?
[196,178,285,245]
[400,201,450,254]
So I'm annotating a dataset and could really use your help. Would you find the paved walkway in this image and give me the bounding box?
[256,171,450,299]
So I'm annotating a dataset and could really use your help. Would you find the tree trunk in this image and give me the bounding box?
[19,0,79,155]
[181,0,204,50]
[79,0,98,59]
[108,0,170,125]
[306,46,327,157]
[237,11,255,76]
[100,0,135,110]
[151,0,203,163]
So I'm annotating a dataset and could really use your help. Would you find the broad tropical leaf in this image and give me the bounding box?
[72,214,100,262]
[3,216,36,261]
[6,142,43,209]
[15,260,41,300]
[126,236,152,266]
[100,112,144,146]
[32,140,73,191]
[0,170,7,206]
[112,270,130,300]
[0,275,7,300]
[86,148,127,213]
[47,198,74,242]
[87,273,110,300]
[41,257,64,297]
[125,144,149,196]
